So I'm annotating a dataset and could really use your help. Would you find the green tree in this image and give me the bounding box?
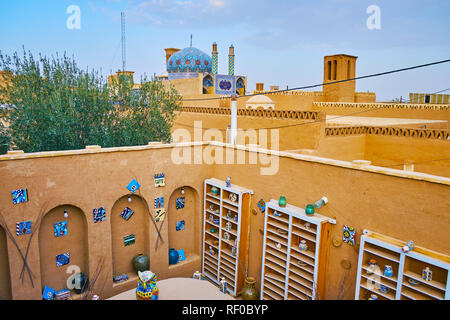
[0,49,181,154]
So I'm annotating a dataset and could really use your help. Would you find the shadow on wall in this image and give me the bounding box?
[38,205,89,293]
[0,224,11,300]
[168,186,201,263]
[111,194,150,278]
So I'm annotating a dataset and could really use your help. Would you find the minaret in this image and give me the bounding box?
[228,44,235,76]
[212,42,218,75]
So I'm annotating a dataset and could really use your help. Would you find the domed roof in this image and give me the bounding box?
[167,47,212,73]
[246,95,274,103]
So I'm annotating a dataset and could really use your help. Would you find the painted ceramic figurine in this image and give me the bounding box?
[219,277,227,293]
[367,259,377,274]
[383,265,394,277]
[298,240,308,251]
[402,240,414,253]
[368,294,378,300]
[209,246,215,256]
[226,210,232,219]
[379,285,388,293]
[226,177,231,188]
[226,222,232,231]
[224,232,230,241]
[193,271,202,280]
[229,193,238,202]
[136,271,159,300]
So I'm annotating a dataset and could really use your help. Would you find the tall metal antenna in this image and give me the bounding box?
[121,11,126,71]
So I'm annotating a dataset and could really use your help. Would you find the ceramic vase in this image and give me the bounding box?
[278,196,287,207]
[422,267,432,281]
[240,277,259,300]
[211,186,219,195]
[136,271,159,300]
[168,248,179,265]
[305,204,315,215]
[133,254,150,274]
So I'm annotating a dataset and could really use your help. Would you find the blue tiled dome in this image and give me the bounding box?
[167,47,212,73]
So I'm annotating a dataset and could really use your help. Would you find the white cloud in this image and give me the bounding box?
[208,0,225,8]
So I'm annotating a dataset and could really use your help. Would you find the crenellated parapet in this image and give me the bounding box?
[325,125,450,140]
[180,106,320,120]
[314,101,450,111]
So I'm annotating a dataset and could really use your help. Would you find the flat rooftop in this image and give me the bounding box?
[325,115,447,127]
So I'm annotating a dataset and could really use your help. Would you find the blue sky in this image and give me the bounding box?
[0,0,449,101]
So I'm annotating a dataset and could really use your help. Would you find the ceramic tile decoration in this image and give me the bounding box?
[214,74,236,96]
[154,197,164,209]
[56,252,70,267]
[178,249,186,262]
[113,274,129,283]
[176,220,185,231]
[42,286,55,300]
[93,207,106,223]
[11,188,28,204]
[343,225,356,246]
[54,289,71,300]
[176,196,185,210]
[124,234,135,246]
[167,47,212,74]
[154,173,165,187]
[120,207,134,221]
[155,208,165,222]
[126,179,141,194]
[16,221,31,236]
[54,221,68,237]
[257,198,266,213]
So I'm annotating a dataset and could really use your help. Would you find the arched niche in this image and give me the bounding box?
[168,186,200,262]
[236,77,245,96]
[38,205,89,292]
[111,194,150,277]
[0,224,11,300]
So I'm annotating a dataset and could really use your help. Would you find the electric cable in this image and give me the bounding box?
[179,59,450,101]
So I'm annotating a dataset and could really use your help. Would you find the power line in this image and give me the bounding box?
[180,58,450,101]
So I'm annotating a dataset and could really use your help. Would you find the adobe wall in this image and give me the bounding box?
[209,147,450,300]
[312,135,366,161]
[172,111,324,151]
[364,135,450,177]
[163,76,203,96]
[0,144,448,300]
[0,145,213,300]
